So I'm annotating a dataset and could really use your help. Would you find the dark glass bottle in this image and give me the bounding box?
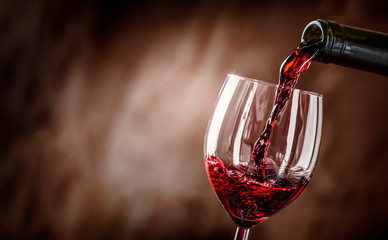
[301,19,388,76]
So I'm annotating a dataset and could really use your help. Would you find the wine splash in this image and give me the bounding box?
[204,41,321,228]
[205,156,307,228]
[251,41,321,176]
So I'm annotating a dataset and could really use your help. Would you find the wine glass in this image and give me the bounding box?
[204,74,322,240]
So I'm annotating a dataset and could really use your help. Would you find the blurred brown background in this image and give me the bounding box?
[1,0,388,239]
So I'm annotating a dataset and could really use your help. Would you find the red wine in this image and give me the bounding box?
[252,41,321,176]
[205,42,319,228]
[205,155,308,228]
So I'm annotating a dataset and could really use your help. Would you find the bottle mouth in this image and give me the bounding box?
[301,19,335,62]
[301,20,325,43]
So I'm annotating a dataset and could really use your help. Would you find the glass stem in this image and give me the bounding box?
[234,227,250,240]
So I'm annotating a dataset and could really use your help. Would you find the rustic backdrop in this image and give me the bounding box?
[1,0,388,239]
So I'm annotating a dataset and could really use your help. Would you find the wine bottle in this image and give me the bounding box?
[301,19,388,76]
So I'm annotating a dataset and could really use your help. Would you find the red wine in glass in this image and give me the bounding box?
[205,155,308,228]
[204,40,323,240]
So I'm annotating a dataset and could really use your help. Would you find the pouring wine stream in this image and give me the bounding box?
[250,41,321,180]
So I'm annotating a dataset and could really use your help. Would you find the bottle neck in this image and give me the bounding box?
[301,19,388,76]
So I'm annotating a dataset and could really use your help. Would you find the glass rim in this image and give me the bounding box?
[228,74,323,98]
